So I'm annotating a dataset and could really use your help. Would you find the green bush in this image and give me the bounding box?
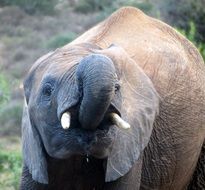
[0,149,22,190]
[114,0,152,14]
[198,43,205,61]
[177,21,205,60]
[0,102,23,136]
[46,32,77,49]
[74,0,152,14]
[0,0,58,15]
[0,74,10,108]
[0,74,22,136]
[159,0,205,42]
[74,0,112,13]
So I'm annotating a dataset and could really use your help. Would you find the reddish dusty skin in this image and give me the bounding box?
[21,7,205,190]
[67,7,205,189]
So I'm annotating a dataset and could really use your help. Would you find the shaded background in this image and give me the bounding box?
[0,0,204,189]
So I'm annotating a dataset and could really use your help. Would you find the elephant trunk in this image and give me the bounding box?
[76,54,116,130]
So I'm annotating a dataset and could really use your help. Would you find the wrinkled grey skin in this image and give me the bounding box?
[20,7,205,190]
[20,44,159,190]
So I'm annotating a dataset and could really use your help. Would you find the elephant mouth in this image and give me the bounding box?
[75,123,116,158]
[60,105,130,131]
[53,106,130,159]
[51,120,117,159]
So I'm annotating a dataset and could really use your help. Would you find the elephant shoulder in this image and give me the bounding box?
[68,7,149,46]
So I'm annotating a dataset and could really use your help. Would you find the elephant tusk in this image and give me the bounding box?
[61,112,71,129]
[110,113,131,130]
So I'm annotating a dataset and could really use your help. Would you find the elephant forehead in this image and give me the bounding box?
[30,51,87,83]
[46,59,79,77]
[38,53,80,75]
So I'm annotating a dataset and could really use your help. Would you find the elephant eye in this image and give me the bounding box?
[115,83,120,93]
[42,83,54,97]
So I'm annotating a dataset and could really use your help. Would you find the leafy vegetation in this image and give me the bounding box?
[0,0,58,14]
[0,73,22,136]
[46,32,77,49]
[0,74,10,108]
[74,0,152,14]
[74,0,112,13]
[0,103,23,136]
[177,21,205,60]
[158,0,205,42]
[0,138,22,190]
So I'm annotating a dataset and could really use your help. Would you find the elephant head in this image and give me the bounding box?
[22,43,159,184]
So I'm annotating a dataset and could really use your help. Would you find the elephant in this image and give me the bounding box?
[20,7,205,190]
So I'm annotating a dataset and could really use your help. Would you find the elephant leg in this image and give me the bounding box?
[103,154,143,190]
[187,141,205,190]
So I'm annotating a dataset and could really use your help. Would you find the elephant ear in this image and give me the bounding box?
[22,99,48,184]
[99,45,160,182]
[21,54,51,184]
